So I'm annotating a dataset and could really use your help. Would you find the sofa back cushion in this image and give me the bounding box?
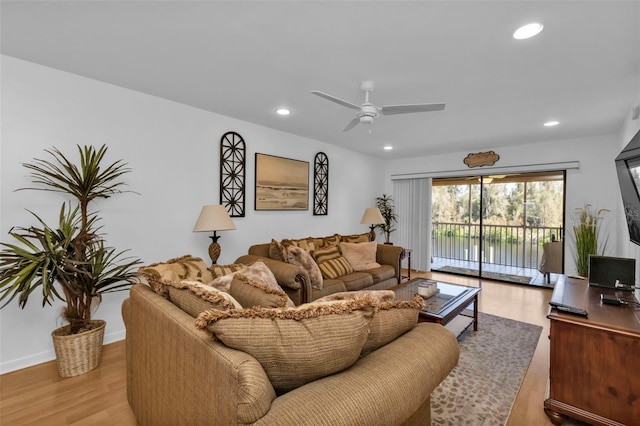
[195,298,376,394]
[340,233,371,243]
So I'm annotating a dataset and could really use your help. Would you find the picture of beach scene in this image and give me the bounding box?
[255,153,309,210]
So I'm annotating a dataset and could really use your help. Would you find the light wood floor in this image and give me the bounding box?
[0,271,555,425]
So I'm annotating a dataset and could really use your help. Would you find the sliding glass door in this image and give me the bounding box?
[431,171,565,286]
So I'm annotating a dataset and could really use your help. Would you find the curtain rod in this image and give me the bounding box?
[390,161,580,181]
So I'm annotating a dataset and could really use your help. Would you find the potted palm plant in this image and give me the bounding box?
[571,204,609,277]
[376,194,398,244]
[0,145,141,377]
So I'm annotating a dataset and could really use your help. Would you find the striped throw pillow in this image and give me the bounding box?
[317,256,355,279]
[312,245,341,263]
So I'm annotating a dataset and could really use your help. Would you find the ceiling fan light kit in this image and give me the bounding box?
[311,80,445,132]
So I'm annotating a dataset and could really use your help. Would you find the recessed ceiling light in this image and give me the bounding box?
[544,120,560,127]
[276,108,290,116]
[384,146,393,151]
[513,23,544,40]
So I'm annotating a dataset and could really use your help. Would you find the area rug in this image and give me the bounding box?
[432,312,543,426]
[434,265,533,284]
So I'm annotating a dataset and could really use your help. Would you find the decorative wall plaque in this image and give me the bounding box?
[463,151,500,168]
[313,152,329,215]
[220,131,246,217]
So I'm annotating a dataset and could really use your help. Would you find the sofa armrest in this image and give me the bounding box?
[235,254,310,305]
[254,323,459,425]
[376,244,406,283]
[122,284,276,425]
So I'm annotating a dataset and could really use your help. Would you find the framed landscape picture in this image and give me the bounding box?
[255,153,309,210]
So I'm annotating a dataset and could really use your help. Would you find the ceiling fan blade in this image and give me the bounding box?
[380,103,446,115]
[310,91,361,110]
[343,117,360,132]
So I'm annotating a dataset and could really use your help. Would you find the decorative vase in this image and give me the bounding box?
[51,319,106,377]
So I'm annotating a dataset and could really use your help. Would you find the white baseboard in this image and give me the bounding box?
[0,330,125,375]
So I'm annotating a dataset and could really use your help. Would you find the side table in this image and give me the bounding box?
[402,248,412,281]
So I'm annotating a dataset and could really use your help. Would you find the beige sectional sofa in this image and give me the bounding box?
[125,257,460,425]
[235,233,405,305]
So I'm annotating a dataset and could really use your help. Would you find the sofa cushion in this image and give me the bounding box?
[309,279,347,301]
[364,264,396,283]
[268,239,287,261]
[286,246,323,290]
[339,241,381,271]
[194,298,376,393]
[229,275,291,308]
[138,255,214,297]
[168,281,242,317]
[362,295,424,356]
[340,232,371,243]
[340,272,374,291]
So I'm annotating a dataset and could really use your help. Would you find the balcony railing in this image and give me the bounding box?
[432,222,563,269]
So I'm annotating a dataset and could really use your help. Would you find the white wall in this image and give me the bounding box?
[0,56,385,373]
[384,133,625,276]
[617,85,640,265]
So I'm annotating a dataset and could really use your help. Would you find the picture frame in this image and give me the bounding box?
[255,153,309,211]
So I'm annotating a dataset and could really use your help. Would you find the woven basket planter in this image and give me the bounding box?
[51,319,106,378]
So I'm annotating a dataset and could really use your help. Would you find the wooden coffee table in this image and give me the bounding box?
[390,278,481,330]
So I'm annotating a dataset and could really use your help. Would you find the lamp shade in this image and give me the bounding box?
[193,205,236,232]
[360,207,385,225]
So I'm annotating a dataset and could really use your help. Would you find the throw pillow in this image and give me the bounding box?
[361,294,424,356]
[194,298,376,393]
[210,263,246,278]
[339,241,381,271]
[315,289,395,304]
[208,261,292,305]
[138,255,214,298]
[311,245,341,263]
[268,239,286,262]
[286,246,323,290]
[229,275,290,308]
[168,280,242,317]
[317,256,355,280]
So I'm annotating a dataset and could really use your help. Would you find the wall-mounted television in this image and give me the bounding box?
[615,128,640,245]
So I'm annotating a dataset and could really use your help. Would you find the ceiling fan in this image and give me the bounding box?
[310,81,445,132]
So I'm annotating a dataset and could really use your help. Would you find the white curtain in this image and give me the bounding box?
[393,178,432,272]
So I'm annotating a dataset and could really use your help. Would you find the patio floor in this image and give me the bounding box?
[430,256,560,288]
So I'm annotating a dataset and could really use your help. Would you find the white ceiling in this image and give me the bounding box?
[2,1,639,159]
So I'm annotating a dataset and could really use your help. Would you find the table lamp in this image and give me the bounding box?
[360,207,385,241]
[193,205,236,264]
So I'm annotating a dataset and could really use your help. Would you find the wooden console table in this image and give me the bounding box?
[544,276,640,425]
